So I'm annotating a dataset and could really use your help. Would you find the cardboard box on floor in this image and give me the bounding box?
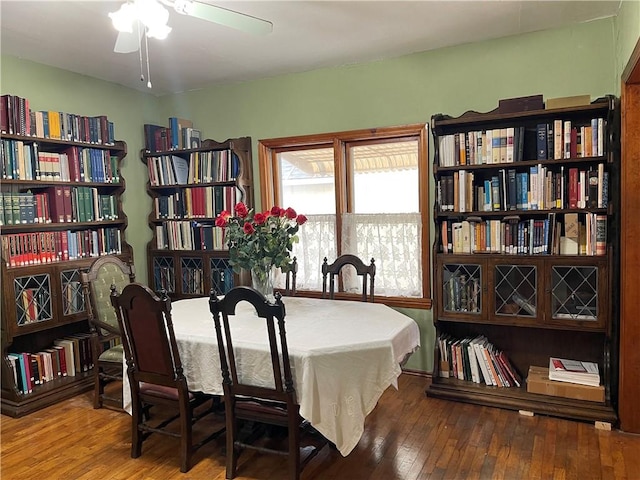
[526,366,605,403]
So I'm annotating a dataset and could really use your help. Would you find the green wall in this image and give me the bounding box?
[3,13,637,373]
[615,0,640,87]
[0,56,162,276]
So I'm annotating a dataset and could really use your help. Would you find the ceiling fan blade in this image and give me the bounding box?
[114,29,143,53]
[188,2,273,35]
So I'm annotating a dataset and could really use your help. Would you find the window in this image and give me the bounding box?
[259,124,430,308]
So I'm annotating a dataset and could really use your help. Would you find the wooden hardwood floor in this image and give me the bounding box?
[2,374,639,479]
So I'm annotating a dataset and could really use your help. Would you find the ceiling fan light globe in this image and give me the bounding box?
[136,0,170,29]
[147,24,172,40]
[109,3,135,33]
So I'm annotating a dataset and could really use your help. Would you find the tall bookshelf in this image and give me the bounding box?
[142,136,253,299]
[0,94,132,417]
[427,95,620,424]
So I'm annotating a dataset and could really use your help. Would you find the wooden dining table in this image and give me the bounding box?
[123,295,420,456]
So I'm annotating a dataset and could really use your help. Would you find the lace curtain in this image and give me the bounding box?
[275,212,422,297]
[341,213,422,297]
[275,214,336,290]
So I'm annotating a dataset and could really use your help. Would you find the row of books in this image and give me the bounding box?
[1,94,116,145]
[536,119,605,161]
[1,228,123,267]
[154,186,238,220]
[64,280,84,315]
[153,262,235,295]
[144,119,202,153]
[155,221,226,251]
[440,212,607,255]
[154,265,175,293]
[437,164,608,213]
[147,150,239,186]
[437,117,606,167]
[1,139,120,183]
[6,333,94,395]
[437,333,522,387]
[0,188,117,226]
[182,266,204,295]
[438,126,525,167]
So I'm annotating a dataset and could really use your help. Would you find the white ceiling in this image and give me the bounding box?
[1,0,621,96]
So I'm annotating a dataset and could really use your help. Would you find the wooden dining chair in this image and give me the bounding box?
[111,283,224,473]
[322,254,376,302]
[280,256,298,296]
[81,255,135,410]
[209,287,326,480]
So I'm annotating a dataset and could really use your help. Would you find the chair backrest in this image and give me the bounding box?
[322,254,376,302]
[280,256,298,296]
[81,256,135,334]
[209,287,295,406]
[111,283,187,391]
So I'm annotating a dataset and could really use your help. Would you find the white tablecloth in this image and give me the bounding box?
[124,296,420,456]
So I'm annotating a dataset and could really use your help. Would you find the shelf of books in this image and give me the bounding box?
[427,94,619,425]
[141,127,253,299]
[1,93,132,417]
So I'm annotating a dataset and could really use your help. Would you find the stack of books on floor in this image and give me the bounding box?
[526,356,604,403]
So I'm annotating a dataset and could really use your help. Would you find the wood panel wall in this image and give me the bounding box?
[619,38,640,434]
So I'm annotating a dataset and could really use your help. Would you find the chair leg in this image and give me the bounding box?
[180,408,193,473]
[93,368,103,409]
[289,422,300,480]
[226,415,238,479]
[131,401,143,459]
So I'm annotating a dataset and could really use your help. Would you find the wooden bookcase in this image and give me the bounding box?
[427,95,620,424]
[142,136,253,299]
[0,101,132,417]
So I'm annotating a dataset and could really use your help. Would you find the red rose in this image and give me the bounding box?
[254,213,266,225]
[285,207,297,219]
[215,216,227,227]
[243,222,255,234]
[235,202,248,218]
[296,214,308,225]
[270,206,281,216]
[220,210,231,220]
[279,208,287,217]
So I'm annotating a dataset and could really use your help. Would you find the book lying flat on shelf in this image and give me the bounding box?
[548,357,600,387]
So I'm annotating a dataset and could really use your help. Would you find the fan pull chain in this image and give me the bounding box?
[144,29,152,89]
[138,43,144,83]
[134,20,144,83]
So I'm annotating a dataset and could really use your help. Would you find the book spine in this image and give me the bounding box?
[553,120,563,160]
[596,215,607,256]
[536,124,547,160]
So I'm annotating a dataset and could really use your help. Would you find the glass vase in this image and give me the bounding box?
[251,265,276,302]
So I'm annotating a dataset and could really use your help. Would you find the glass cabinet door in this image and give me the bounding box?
[486,259,543,326]
[494,263,538,318]
[61,267,87,316]
[14,273,53,327]
[181,257,204,295]
[152,256,175,294]
[438,259,484,320]
[210,258,234,295]
[547,261,607,330]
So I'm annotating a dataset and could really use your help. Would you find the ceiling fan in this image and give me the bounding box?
[110,0,273,54]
